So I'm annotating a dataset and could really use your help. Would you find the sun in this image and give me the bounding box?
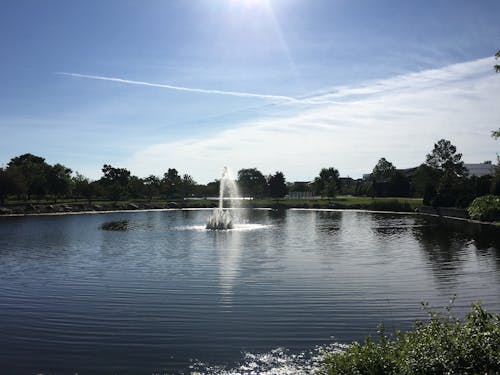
[231,0,270,9]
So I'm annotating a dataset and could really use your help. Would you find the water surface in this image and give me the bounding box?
[0,209,499,374]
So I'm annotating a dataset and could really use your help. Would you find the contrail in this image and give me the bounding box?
[57,72,303,104]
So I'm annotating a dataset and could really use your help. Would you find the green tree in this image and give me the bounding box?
[47,163,72,202]
[180,174,196,198]
[128,176,146,199]
[162,168,182,199]
[143,175,161,201]
[371,158,410,197]
[425,139,467,177]
[312,167,340,197]
[0,167,25,204]
[372,157,396,180]
[72,173,99,204]
[267,171,287,198]
[237,168,267,198]
[423,140,473,207]
[7,153,49,200]
[100,164,131,202]
[412,164,441,203]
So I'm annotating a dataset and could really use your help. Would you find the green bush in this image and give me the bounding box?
[321,302,500,375]
[467,195,500,221]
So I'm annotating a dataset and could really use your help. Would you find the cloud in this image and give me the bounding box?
[59,58,491,107]
[126,57,500,183]
[57,72,301,104]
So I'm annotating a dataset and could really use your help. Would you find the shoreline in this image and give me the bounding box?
[0,202,497,227]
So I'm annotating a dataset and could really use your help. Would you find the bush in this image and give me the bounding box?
[467,195,500,221]
[321,302,500,374]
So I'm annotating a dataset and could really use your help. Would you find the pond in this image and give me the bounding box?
[0,209,499,374]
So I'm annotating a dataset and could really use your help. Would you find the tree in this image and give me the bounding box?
[237,168,267,198]
[162,168,182,199]
[180,174,196,198]
[267,171,287,198]
[128,176,146,199]
[312,167,340,197]
[425,139,467,177]
[412,164,440,203]
[495,50,500,73]
[100,164,131,202]
[47,163,72,202]
[73,173,99,204]
[0,167,25,205]
[143,175,161,201]
[203,180,220,197]
[372,158,396,181]
[7,153,49,200]
[101,164,131,185]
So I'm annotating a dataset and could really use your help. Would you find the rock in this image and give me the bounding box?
[100,220,129,231]
[0,207,13,215]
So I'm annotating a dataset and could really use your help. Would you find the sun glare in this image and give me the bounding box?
[231,0,269,9]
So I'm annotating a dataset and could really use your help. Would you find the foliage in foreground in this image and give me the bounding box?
[321,302,500,375]
[467,195,500,222]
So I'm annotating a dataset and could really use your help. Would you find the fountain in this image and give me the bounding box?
[206,167,239,230]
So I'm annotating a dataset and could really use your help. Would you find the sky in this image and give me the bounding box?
[1,0,499,183]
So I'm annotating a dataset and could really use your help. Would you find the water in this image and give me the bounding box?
[206,167,240,230]
[0,209,499,374]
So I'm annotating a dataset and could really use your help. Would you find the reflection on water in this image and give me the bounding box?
[0,209,498,374]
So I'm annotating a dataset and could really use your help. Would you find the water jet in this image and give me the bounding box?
[206,167,240,230]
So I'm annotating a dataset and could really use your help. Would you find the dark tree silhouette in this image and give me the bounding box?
[426,139,466,177]
[372,158,396,181]
[268,171,287,198]
[312,167,340,197]
[162,168,182,199]
[237,168,267,198]
[7,153,49,200]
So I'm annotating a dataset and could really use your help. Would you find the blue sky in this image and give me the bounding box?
[1,0,499,182]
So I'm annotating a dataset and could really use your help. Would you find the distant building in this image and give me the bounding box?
[287,181,314,199]
[464,163,495,178]
[398,167,418,179]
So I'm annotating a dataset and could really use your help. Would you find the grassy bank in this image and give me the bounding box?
[247,196,422,211]
[0,196,423,215]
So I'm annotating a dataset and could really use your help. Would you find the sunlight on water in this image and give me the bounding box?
[190,344,348,375]
[171,224,272,231]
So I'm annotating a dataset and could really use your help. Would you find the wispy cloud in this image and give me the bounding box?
[58,58,492,107]
[126,57,500,182]
[57,72,302,104]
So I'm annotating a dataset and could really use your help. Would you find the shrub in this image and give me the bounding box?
[321,302,500,374]
[467,195,500,221]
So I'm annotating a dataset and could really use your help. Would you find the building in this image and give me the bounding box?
[464,163,495,178]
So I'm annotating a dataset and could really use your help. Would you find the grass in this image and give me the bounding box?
[246,196,422,212]
[1,196,423,213]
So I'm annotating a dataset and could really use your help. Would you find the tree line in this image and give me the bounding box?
[0,155,291,205]
[0,138,498,207]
